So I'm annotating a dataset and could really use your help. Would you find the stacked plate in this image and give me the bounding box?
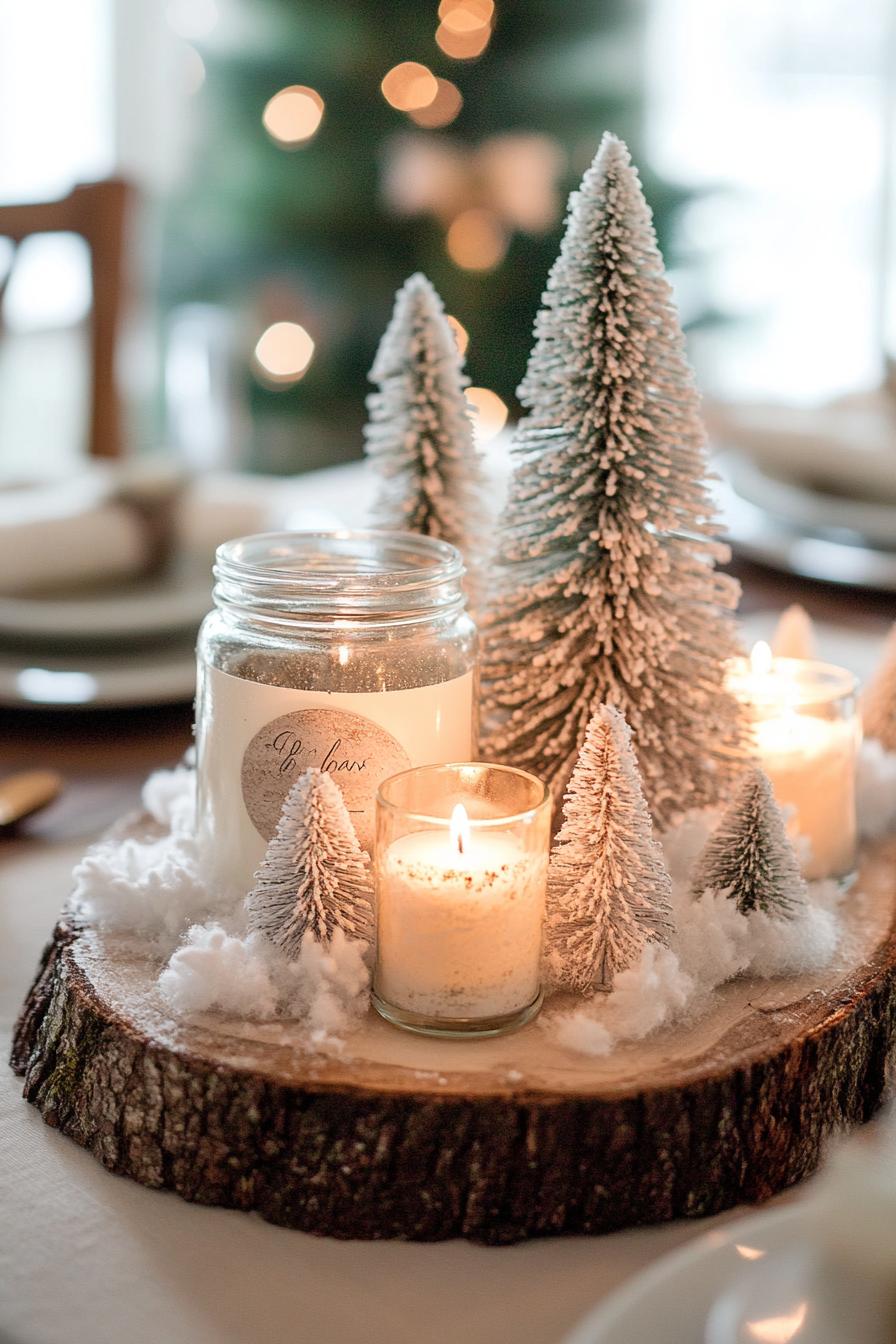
[710,389,896,590]
[0,550,210,709]
[0,463,365,710]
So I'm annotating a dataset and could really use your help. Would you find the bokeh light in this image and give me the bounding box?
[446,315,469,355]
[438,0,494,32]
[182,44,206,95]
[262,86,325,147]
[408,79,463,128]
[166,0,219,40]
[446,208,507,270]
[381,62,439,112]
[253,322,315,386]
[436,22,492,59]
[465,387,508,442]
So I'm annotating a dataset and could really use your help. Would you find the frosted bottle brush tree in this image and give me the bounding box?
[364,272,488,575]
[482,133,744,826]
[247,769,374,955]
[546,703,674,994]
[862,623,896,752]
[692,767,806,918]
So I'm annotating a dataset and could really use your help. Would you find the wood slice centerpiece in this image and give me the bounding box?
[11,829,896,1245]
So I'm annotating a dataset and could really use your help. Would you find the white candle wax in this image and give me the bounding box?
[753,712,856,880]
[728,644,858,881]
[375,823,548,1021]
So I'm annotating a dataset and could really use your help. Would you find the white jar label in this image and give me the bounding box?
[241,706,410,852]
[196,662,475,900]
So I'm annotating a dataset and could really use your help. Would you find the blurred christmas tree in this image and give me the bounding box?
[161,0,684,472]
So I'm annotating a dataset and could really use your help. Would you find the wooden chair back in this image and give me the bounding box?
[0,178,133,459]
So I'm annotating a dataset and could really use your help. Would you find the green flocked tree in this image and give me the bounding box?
[481,133,745,827]
[692,767,806,918]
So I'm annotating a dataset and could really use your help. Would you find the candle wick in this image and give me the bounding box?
[457,834,464,855]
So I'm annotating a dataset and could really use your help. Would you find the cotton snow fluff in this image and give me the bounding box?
[159,923,371,1044]
[857,739,896,841]
[141,764,196,835]
[73,768,207,944]
[545,808,843,1058]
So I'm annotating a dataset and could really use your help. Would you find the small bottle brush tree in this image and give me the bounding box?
[692,767,806,918]
[481,133,744,826]
[862,623,896,752]
[772,604,817,661]
[247,769,374,956]
[364,272,488,576]
[545,703,674,994]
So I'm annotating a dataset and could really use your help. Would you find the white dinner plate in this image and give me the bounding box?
[564,1199,891,1344]
[0,642,196,708]
[0,549,213,643]
[563,1205,808,1344]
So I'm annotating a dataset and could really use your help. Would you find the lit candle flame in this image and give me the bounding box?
[751,640,773,676]
[450,802,471,856]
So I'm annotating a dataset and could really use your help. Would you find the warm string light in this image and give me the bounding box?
[262,86,325,147]
[436,24,491,59]
[253,322,315,387]
[381,62,439,112]
[465,387,508,442]
[408,78,463,128]
[439,0,494,31]
[446,315,469,355]
[436,0,494,59]
[445,207,507,270]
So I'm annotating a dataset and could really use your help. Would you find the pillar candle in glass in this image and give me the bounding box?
[373,763,551,1037]
[195,531,477,900]
[727,641,859,880]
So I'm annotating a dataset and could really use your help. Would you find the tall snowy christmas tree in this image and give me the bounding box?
[481,133,744,826]
[247,769,374,955]
[546,704,673,993]
[364,272,488,575]
[692,767,806,918]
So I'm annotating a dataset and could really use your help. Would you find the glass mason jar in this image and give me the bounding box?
[195,531,477,900]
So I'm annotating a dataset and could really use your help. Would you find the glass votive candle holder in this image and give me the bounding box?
[727,643,860,881]
[373,763,551,1038]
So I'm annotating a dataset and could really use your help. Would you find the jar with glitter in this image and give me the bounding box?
[195,531,477,898]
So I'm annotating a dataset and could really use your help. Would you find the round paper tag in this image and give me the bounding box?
[241,707,410,853]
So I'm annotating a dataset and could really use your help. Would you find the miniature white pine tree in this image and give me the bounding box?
[364,272,488,572]
[481,133,744,827]
[246,769,373,955]
[862,623,896,752]
[692,767,806,917]
[772,604,817,660]
[545,704,674,994]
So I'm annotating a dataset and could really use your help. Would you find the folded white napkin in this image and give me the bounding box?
[0,464,186,596]
[0,461,360,598]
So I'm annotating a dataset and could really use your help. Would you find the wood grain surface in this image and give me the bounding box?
[11,822,896,1244]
